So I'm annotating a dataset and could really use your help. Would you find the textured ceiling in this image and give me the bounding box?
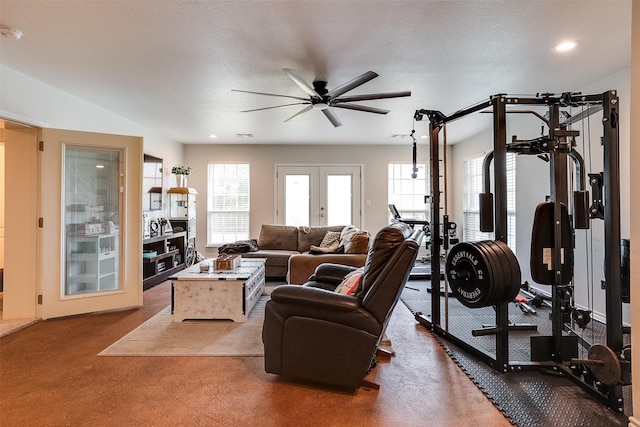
[0,0,632,145]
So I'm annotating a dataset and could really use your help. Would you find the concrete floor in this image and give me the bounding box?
[0,281,511,426]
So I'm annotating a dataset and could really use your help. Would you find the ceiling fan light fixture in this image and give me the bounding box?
[312,102,329,110]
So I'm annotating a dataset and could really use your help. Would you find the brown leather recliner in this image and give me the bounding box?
[262,222,424,390]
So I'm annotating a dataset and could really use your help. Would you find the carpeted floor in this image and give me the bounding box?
[0,294,41,338]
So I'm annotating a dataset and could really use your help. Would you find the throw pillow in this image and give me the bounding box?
[334,267,365,295]
[344,230,371,254]
[339,225,359,248]
[319,231,341,248]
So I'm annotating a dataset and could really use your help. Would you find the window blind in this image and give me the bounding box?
[207,163,250,245]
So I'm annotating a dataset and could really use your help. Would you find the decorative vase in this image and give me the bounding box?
[176,174,187,187]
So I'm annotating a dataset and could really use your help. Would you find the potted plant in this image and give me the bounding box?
[171,165,192,187]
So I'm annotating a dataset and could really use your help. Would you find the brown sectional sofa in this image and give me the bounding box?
[240,224,368,284]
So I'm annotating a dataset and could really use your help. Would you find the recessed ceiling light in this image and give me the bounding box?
[420,135,428,139]
[555,40,577,52]
[96,164,105,169]
[0,26,23,40]
[209,134,217,139]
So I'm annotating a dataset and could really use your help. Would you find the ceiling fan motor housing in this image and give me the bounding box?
[312,81,329,96]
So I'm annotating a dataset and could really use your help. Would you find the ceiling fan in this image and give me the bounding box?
[232,69,411,127]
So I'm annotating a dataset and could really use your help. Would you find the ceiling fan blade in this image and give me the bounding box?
[284,105,314,122]
[332,103,389,115]
[326,71,378,100]
[240,102,310,113]
[332,91,412,103]
[283,69,321,98]
[322,107,342,127]
[232,89,308,102]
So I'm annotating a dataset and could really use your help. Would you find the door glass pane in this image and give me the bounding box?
[327,175,352,225]
[64,146,120,296]
[285,174,309,226]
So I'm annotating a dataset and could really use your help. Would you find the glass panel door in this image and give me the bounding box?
[64,146,121,296]
[277,165,361,227]
[326,174,351,225]
[285,174,310,226]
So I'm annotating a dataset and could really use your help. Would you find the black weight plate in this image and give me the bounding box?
[492,240,522,304]
[497,240,522,302]
[472,241,499,304]
[472,240,503,306]
[476,240,508,304]
[469,241,499,307]
[446,242,493,308]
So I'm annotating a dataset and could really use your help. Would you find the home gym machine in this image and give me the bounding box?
[413,91,630,412]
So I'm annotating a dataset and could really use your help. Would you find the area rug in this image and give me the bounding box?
[98,296,268,357]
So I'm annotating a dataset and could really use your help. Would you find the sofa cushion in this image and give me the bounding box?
[297,225,344,252]
[344,230,370,254]
[287,253,367,285]
[258,224,299,251]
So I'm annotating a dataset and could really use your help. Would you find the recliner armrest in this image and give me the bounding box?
[309,263,358,284]
[268,285,380,334]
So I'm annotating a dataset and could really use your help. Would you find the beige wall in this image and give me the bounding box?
[183,143,426,258]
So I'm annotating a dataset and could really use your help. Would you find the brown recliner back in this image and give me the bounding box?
[360,222,420,325]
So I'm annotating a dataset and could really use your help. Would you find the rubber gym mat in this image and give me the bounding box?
[401,281,631,425]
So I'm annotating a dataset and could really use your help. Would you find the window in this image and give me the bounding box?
[463,153,516,251]
[207,163,250,245]
[388,163,428,221]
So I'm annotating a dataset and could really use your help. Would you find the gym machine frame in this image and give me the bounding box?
[413,91,628,412]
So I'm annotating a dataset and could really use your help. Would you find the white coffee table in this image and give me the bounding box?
[170,258,266,322]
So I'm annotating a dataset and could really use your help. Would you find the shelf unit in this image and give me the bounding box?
[66,233,119,295]
[167,187,197,243]
[143,231,187,290]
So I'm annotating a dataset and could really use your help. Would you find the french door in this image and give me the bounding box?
[276,165,362,228]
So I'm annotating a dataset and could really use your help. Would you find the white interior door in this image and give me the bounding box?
[39,128,142,319]
[276,165,362,227]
